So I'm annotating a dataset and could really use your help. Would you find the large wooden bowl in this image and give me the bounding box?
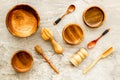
[83,6,105,28]
[62,23,84,45]
[6,4,40,37]
[11,50,33,72]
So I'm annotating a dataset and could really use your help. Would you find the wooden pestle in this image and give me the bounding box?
[83,47,114,74]
[41,28,63,54]
[34,45,59,74]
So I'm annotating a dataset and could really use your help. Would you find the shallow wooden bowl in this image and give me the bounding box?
[6,4,40,37]
[11,50,33,72]
[83,6,105,28]
[62,23,84,45]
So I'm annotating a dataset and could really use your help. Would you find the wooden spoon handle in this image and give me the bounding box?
[102,28,110,36]
[83,56,102,74]
[53,18,61,25]
[35,45,59,74]
[51,38,63,54]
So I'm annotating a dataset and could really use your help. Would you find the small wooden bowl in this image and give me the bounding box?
[11,50,33,72]
[6,4,40,37]
[62,23,84,45]
[83,6,105,28]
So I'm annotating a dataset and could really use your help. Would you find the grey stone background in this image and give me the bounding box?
[0,0,120,80]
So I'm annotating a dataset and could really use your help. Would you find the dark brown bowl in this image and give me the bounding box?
[62,23,84,45]
[11,50,33,72]
[83,6,105,28]
[6,4,40,37]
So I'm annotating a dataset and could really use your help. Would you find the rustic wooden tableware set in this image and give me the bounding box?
[5,4,114,74]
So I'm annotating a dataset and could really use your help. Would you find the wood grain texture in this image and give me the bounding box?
[83,6,105,28]
[11,50,33,72]
[0,0,119,80]
[62,23,84,45]
[6,4,40,37]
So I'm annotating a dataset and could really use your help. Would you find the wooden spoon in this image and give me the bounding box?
[83,47,114,74]
[87,28,110,49]
[35,45,59,74]
[41,28,63,54]
[53,4,75,25]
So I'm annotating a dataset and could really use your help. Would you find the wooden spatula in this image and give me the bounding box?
[83,47,114,74]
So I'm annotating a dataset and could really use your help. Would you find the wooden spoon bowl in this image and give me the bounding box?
[11,50,33,72]
[62,23,84,45]
[83,6,105,28]
[6,4,40,37]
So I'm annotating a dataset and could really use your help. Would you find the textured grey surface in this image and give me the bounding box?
[0,0,120,80]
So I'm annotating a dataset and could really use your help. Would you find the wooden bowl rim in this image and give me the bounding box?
[6,4,40,37]
[11,50,33,73]
[83,6,105,28]
[62,23,84,45]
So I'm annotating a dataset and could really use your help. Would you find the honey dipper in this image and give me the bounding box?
[83,47,114,74]
[35,45,59,74]
[41,28,63,54]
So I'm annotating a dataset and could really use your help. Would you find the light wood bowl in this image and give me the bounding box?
[11,50,33,72]
[62,23,84,45]
[6,4,40,37]
[83,6,105,28]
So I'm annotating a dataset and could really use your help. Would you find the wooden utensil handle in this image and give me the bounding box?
[102,28,110,36]
[53,18,61,25]
[34,45,59,74]
[43,55,59,74]
[83,56,102,74]
[51,38,63,54]
[47,60,59,74]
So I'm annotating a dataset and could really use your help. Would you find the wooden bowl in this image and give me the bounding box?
[6,4,40,37]
[62,23,84,45]
[83,6,105,28]
[11,50,33,72]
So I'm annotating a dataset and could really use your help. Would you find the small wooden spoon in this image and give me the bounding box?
[41,28,63,54]
[53,4,75,25]
[11,50,33,72]
[87,28,110,49]
[83,47,114,74]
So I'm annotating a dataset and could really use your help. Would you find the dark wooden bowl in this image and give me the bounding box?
[83,6,105,28]
[11,50,33,72]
